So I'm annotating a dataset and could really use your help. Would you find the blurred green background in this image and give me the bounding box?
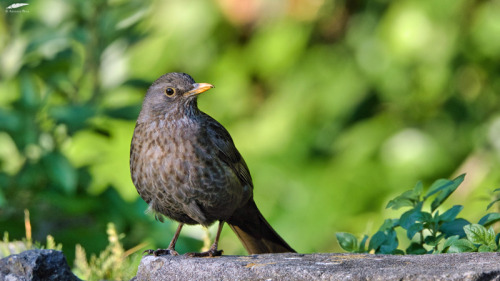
[1,0,500,262]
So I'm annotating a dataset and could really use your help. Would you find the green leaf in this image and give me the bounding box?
[369,229,399,254]
[399,203,430,231]
[406,223,424,240]
[386,181,423,210]
[378,219,399,231]
[386,191,416,210]
[438,205,463,222]
[439,218,470,238]
[445,238,477,253]
[429,174,465,212]
[0,109,22,132]
[393,249,405,255]
[104,105,141,120]
[464,224,496,246]
[487,198,500,210]
[424,233,445,247]
[441,235,459,253]
[379,230,399,254]
[19,72,40,110]
[359,235,368,253]
[478,245,496,252]
[478,213,500,227]
[368,231,387,251]
[425,179,452,198]
[336,232,359,252]
[42,151,77,195]
[406,242,427,255]
[49,105,97,134]
[414,181,423,195]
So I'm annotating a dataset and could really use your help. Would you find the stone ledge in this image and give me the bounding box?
[135,252,500,281]
[0,249,81,281]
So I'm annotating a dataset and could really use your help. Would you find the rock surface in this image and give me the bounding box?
[135,252,500,281]
[0,249,81,281]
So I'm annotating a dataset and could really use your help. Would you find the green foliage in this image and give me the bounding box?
[1,216,140,280]
[337,174,500,254]
[0,0,156,260]
[0,210,62,258]
[0,232,62,258]
[73,223,141,281]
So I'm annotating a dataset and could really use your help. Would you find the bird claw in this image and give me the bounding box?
[185,249,223,258]
[143,248,179,256]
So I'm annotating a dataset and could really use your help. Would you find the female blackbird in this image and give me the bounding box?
[130,72,295,256]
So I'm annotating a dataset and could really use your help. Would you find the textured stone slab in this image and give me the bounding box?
[0,249,81,281]
[135,252,500,281]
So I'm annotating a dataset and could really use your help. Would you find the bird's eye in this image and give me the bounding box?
[165,87,176,97]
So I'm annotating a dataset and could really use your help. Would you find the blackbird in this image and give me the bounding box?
[130,72,295,257]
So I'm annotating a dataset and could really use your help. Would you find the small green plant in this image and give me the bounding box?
[73,223,144,281]
[1,211,143,280]
[0,210,62,258]
[337,174,500,254]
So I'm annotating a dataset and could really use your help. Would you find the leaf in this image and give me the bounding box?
[368,231,387,251]
[414,180,423,195]
[386,181,423,210]
[478,213,500,227]
[336,233,359,252]
[49,105,97,134]
[359,235,368,253]
[441,235,459,253]
[425,179,452,198]
[399,202,424,230]
[464,224,496,246]
[486,198,500,210]
[104,105,141,120]
[42,151,77,195]
[424,233,445,247]
[386,192,416,210]
[438,205,463,222]
[429,174,465,212]
[445,238,477,253]
[379,230,399,254]
[478,245,496,252]
[0,109,22,132]
[406,223,424,240]
[439,218,470,238]
[123,78,151,89]
[20,72,40,110]
[378,219,399,231]
[369,229,399,254]
[393,249,405,255]
[406,242,427,255]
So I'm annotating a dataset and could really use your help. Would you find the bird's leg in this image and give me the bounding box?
[186,221,224,257]
[144,223,183,256]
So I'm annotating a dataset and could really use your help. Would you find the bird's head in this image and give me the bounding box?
[138,72,214,120]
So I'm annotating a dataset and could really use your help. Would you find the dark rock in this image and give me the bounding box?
[0,249,81,281]
[134,252,500,281]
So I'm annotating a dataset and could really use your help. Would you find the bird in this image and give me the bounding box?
[130,72,295,257]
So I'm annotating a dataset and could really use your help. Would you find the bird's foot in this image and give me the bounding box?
[185,248,223,258]
[143,248,179,256]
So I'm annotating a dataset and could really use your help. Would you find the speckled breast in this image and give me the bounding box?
[130,115,245,226]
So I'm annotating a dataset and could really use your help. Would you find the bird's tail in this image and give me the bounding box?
[226,199,295,254]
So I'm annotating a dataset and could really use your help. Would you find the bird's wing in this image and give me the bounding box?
[203,114,253,189]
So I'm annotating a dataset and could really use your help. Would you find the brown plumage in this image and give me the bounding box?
[130,72,295,256]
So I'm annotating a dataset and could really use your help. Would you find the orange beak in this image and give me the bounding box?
[184,83,214,97]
